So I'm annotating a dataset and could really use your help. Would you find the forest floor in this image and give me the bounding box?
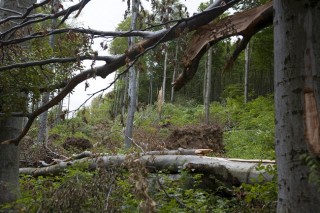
[12,97,277,212]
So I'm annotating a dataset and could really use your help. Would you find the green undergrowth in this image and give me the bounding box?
[211,95,275,159]
[2,162,277,213]
[133,95,275,159]
[46,94,275,159]
[12,95,277,212]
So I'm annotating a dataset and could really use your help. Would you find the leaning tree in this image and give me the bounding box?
[0,0,319,211]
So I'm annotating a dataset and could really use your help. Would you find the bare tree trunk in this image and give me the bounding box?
[170,44,179,103]
[203,58,207,105]
[67,93,70,119]
[124,0,139,148]
[274,0,320,212]
[162,44,168,103]
[38,13,57,144]
[204,0,214,124]
[148,71,153,105]
[120,73,128,126]
[37,92,49,144]
[244,42,250,103]
[112,74,120,117]
[19,155,275,185]
[205,48,212,124]
[136,69,140,107]
[0,0,35,204]
[0,118,26,204]
[55,98,63,124]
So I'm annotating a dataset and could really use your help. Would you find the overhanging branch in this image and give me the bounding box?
[0,0,91,39]
[1,0,241,145]
[0,55,112,72]
[173,1,273,90]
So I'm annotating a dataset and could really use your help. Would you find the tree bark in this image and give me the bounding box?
[124,0,139,148]
[37,13,57,144]
[244,42,250,103]
[19,155,275,185]
[148,71,153,105]
[203,57,207,105]
[274,0,320,212]
[170,44,179,103]
[0,0,35,204]
[205,48,212,124]
[37,92,49,144]
[0,118,25,204]
[173,2,272,90]
[162,44,168,103]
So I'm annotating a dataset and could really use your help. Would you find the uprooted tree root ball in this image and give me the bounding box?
[165,124,224,154]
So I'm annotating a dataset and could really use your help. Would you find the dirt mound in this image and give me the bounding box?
[165,124,224,154]
[63,137,93,151]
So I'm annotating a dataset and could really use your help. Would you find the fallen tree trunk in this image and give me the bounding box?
[20,155,275,185]
[61,149,215,160]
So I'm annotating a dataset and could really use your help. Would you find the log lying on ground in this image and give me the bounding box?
[62,149,214,159]
[20,154,275,185]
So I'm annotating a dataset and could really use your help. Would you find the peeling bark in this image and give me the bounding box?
[304,89,320,154]
[173,2,273,90]
[274,0,320,211]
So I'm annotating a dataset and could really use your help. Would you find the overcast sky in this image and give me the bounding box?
[66,0,202,113]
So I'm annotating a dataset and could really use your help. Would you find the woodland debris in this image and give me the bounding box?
[20,154,275,185]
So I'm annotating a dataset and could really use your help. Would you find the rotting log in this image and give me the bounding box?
[20,155,275,185]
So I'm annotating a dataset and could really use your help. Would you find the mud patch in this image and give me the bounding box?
[165,124,224,154]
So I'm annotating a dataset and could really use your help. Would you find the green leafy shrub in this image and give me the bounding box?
[219,96,275,159]
[2,164,136,213]
[300,154,320,191]
[239,164,277,212]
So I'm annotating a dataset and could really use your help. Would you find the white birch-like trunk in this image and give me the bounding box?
[274,0,320,212]
[205,48,212,124]
[136,69,140,107]
[112,74,120,117]
[55,98,63,124]
[148,71,153,105]
[121,73,128,124]
[124,0,139,148]
[244,42,250,103]
[171,44,179,103]
[38,12,57,144]
[162,45,168,103]
[203,58,207,105]
[205,0,214,124]
[37,92,49,144]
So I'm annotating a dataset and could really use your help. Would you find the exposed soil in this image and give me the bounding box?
[164,124,224,154]
[63,137,93,151]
